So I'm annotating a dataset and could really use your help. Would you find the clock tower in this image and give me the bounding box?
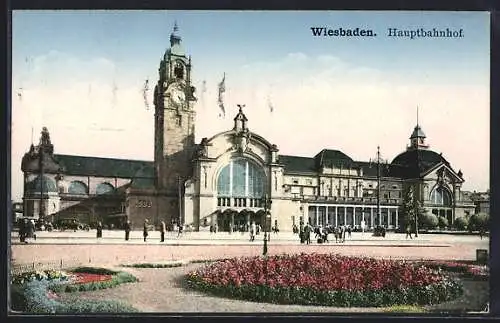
[154,23,197,224]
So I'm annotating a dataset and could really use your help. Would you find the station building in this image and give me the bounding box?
[20,25,476,231]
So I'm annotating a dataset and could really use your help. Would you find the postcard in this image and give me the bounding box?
[9,10,490,315]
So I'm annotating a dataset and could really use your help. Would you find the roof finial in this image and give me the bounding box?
[173,20,179,33]
[416,105,419,127]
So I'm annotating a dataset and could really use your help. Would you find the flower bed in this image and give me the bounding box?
[10,267,138,313]
[417,260,489,281]
[185,253,463,307]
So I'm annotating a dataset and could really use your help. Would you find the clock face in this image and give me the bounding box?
[166,84,186,108]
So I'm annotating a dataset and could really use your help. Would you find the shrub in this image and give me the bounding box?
[421,213,439,230]
[60,299,138,313]
[453,217,468,231]
[469,213,489,232]
[71,267,118,275]
[11,270,139,314]
[123,262,183,268]
[11,269,70,285]
[438,216,448,230]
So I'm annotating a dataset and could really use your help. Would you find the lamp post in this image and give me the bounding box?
[39,146,45,222]
[261,195,272,256]
[370,146,388,229]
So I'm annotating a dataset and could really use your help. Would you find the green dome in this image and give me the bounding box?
[26,175,58,193]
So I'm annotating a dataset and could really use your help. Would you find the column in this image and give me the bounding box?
[388,208,391,227]
[315,206,319,226]
[395,208,399,228]
[326,206,329,225]
[335,206,338,227]
[230,213,235,233]
[370,208,374,228]
[344,206,347,225]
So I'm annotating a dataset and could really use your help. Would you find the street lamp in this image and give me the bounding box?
[369,146,388,230]
[261,195,272,256]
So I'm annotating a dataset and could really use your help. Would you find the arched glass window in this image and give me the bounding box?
[96,182,114,195]
[68,181,88,195]
[430,186,452,206]
[217,159,265,198]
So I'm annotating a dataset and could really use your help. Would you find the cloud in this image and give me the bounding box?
[10,50,489,201]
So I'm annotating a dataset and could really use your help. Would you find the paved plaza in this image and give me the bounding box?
[9,230,490,314]
[10,230,489,267]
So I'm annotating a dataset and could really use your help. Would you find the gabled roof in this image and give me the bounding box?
[54,154,154,179]
[279,155,316,174]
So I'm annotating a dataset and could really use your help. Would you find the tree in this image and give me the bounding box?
[420,212,438,230]
[401,186,415,232]
[469,213,489,232]
[453,216,468,231]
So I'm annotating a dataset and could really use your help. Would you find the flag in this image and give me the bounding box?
[267,95,274,113]
[202,80,207,94]
[142,79,150,110]
[267,84,274,113]
[112,80,118,107]
[217,73,226,117]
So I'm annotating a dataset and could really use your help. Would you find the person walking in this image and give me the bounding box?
[19,219,27,243]
[347,225,352,239]
[160,220,166,242]
[299,221,305,244]
[177,223,183,238]
[406,225,413,239]
[214,223,218,234]
[143,219,149,242]
[124,220,131,241]
[304,223,312,245]
[96,221,103,239]
[249,221,256,242]
[26,219,35,243]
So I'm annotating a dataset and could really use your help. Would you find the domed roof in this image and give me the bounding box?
[26,175,58,193]
[391,149,449,175]
[314,149,354,168]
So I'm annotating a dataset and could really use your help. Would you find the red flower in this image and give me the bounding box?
[70,272,113,284]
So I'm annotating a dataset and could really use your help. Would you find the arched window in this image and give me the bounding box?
[430,186,452,206]
[68,181,88,195]
[96,182,114,195]
[217,159,265,198]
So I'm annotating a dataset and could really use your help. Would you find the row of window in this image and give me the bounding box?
[215,158,453,207]
[217,197,265,208]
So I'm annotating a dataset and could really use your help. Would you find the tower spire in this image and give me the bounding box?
[170,21,181,46]
[417,105,419,127]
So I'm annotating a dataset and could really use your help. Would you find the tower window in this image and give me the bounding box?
[177,115,182,126]
[174,62,184,79]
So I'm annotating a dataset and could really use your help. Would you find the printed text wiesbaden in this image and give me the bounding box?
[311,27,376,37]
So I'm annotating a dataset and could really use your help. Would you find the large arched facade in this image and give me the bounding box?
[429,185,454,225]
[216,157,267,208]
[212,157,269,232]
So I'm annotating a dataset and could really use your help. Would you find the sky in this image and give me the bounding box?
[10,10,490,201]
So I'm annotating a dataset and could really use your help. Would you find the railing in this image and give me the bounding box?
[10,257,85,275]
[217,197,263,208]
